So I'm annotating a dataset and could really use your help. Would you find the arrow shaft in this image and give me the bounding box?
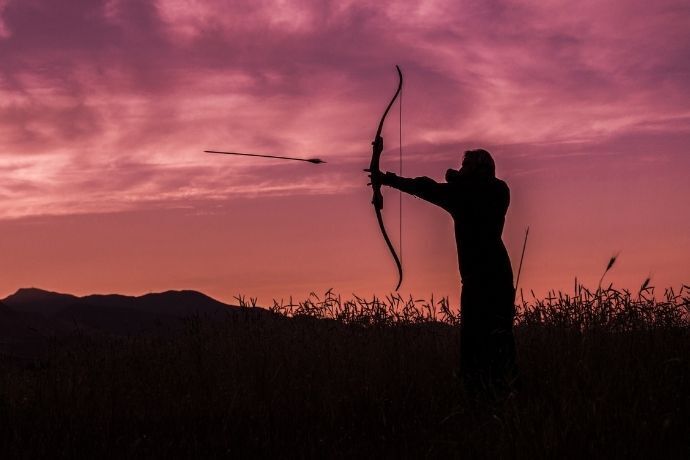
[205,150,324,164]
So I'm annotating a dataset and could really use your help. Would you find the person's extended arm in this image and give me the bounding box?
[378,171,450,209]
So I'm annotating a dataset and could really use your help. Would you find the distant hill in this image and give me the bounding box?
[81,290,234,317]
[0,288,271,343]
[2,288,80,315]
[3,287,235,317]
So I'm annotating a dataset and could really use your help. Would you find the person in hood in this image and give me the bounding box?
[371,149,517,394]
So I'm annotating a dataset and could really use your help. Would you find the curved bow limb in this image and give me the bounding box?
[369,65,403,291]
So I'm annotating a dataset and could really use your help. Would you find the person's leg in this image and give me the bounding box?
[460,285,493,394]
[488,287,517,390]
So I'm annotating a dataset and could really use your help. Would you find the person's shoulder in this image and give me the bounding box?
[493,177,509,191]
[491,178,510,201]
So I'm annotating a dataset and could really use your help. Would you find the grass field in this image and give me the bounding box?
[1,283,688,458]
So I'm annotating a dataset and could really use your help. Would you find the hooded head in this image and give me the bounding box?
[446,148,495,182]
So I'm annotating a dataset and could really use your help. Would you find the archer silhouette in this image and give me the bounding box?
[373,149,516,394]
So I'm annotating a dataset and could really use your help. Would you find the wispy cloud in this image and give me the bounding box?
[1,0,689,219]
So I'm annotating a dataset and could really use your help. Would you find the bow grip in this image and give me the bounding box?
[372,187,383,210]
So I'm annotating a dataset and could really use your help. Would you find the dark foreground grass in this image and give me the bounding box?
[1,284,689,459]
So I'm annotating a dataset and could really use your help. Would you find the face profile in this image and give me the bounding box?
[460,149,496,179]
[445,149,496,183]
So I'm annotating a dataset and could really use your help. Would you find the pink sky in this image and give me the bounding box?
[1,0,688,305]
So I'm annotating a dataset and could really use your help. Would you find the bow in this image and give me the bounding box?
[369,65,403,290]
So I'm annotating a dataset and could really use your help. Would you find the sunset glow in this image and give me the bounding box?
[1,0,688,305]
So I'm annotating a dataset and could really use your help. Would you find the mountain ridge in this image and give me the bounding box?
[2,287,238,315]
[0,287,270,347]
